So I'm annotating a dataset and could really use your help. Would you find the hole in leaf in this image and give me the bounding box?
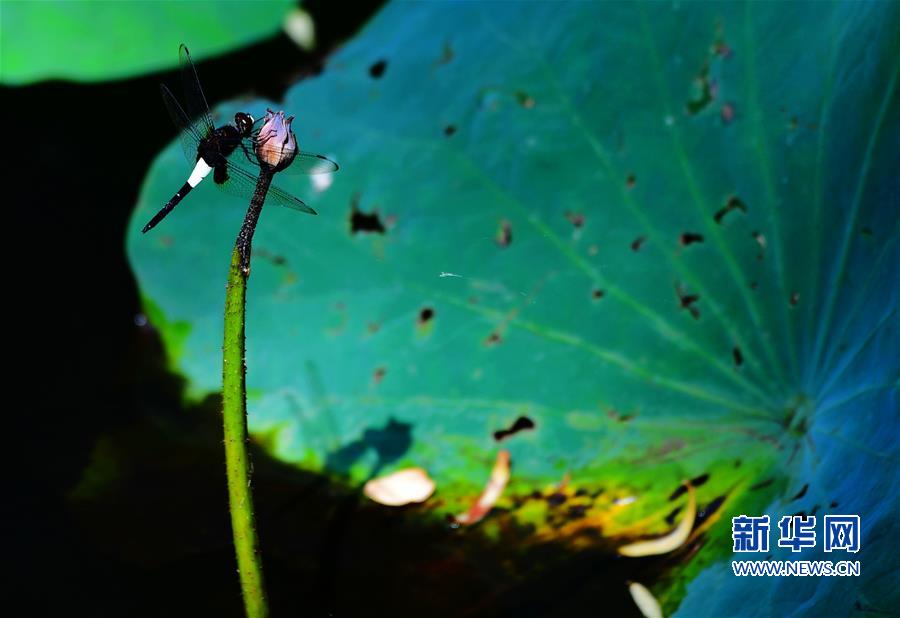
[444,124,457,137]
[676,284,701,319]
[665,505,683,525]
[714,196,747,224]
[696,495,726,525]
[418,307,435,325]
[493,415,536,441]
[680,232,704,246]
[733,346,743,367]
[369,59,387,78]
[372,366,386,385]
[496,219,513,247]
[790,483,809,501]
[691,473,711,487]
[789,292,799,307]
[750,478,774,491]
[592,288,605,300]
[565,211,585,228]
[546,492,567,506]
[686,63,715,115]
[350,194,386,235]
[626,173,636,189]
[631,236,647,252]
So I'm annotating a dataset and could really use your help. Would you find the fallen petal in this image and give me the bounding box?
[628,581,664,618]
[618,483,695,557]
[363,467,435,506]
[455,450,511,525]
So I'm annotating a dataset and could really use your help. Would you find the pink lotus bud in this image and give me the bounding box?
[255,108,297,171]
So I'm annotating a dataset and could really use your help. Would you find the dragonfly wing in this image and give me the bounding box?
[160,83,203,163]
[178,44,216,137]
[223,162,317,215]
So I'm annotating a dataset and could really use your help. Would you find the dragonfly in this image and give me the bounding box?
[141,44,338,234]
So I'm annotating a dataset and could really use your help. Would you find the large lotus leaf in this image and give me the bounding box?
[0,0,295,84]
[127,1,899,614]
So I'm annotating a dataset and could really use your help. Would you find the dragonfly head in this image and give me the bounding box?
[234,112,255,137]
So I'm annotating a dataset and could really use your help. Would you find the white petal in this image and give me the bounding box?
[619,484,696,557]
[363,467,435,506]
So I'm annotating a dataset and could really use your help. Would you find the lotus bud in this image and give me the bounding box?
[255,108,298,171]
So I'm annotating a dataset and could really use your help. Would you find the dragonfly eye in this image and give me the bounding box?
[234,112,254,136]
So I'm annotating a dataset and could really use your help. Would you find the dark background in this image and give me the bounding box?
[6,2,656,615]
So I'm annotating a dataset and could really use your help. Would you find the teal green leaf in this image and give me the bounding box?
[0,0,295,84]
[127,1,899,613]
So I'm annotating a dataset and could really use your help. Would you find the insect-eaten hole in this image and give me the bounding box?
[496,219,513,247]
[493,415,536,441]
[789,292,799,307]
[484,331,502,346]
[373,366,387,385]
[444,124,457,137]
[665,505,683,525]
[790,483,809,502]
[732,346,743,367]
[350,194,386,235]
[676,284,701,319]
[631,236,647,252]
[714,195,747,224]
[626,173,636,189]
[417,306,435,326]
[696,495,726,525]
[592,288,605,300]
[680,232,704,246]
[369,59,387,78]
[565,211,585,228]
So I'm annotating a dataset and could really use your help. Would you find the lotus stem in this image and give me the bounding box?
[222,168,274,618]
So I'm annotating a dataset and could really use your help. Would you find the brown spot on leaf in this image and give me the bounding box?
[733,346,743,367]
[485,331,502,346]
[626,173,636,189]
[496,219,513,247]
[565,211,585,228]
[444,124,456,137]
[631,236,647,252]
[592,288,605,300]
[789,292,799,307]
[721,102,735,124]
[516,91,535,108]
[373,366,386,385]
